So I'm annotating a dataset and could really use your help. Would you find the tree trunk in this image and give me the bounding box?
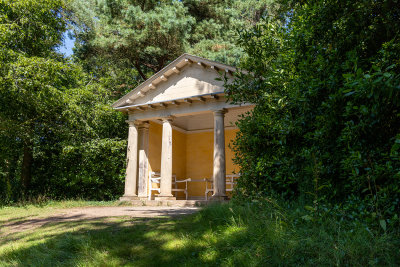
[135,62,147,80]
[6,153,19,201]
[21,142,33,194]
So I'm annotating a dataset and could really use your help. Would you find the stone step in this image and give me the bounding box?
[121,199,211,207]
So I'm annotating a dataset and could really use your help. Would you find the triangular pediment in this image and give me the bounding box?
[112,54,236,109]
[131,64,227,105]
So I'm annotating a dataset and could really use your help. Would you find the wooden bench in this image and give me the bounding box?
[226,174,240,193]
[148,171,190,200]
[204,174,240,200]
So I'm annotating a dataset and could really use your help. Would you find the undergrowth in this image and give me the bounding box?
[203,200,400,266]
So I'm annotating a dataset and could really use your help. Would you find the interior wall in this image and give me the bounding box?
[225,129,239,175]
[185,129,238,197]
[185,131,213,197]
[148,121,162,175]
[172,128,187,180]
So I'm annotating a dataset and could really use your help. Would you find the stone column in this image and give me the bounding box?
[137,121,150,199]
[212,109,227,200]
[120,121,139,201]
[155,117,175,200]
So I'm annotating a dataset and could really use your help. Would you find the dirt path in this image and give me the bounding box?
[1,206,200,234]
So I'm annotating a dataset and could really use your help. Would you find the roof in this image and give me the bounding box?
[112,53,237,109]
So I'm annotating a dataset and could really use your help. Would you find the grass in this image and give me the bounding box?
[0,200,399,266]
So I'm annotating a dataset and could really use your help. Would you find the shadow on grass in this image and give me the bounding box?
[0,208,248,266]
[0,215,36,226]
[1,207,199,235]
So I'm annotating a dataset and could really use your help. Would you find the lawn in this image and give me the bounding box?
[0,201,399,266]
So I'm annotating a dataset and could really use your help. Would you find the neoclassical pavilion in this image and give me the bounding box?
[113,54,252,201]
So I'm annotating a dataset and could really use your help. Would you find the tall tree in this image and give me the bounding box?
[70,0,274,87]
[72,0,195,81]
[0,0,73,194]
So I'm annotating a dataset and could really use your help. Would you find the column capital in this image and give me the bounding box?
[126,120,136,127]
[213,109,227,116]
[126,120,143,127]
[137,121,150,129]
[161,116,175,123]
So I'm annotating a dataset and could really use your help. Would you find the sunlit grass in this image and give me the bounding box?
[0,201,399,266]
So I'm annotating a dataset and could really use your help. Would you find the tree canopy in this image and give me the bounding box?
[70,0,273,83]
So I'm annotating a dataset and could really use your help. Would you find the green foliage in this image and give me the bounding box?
[0,0,127,203]
[0,0,66,57]
[227,0,400,227]
[34,139,127,200]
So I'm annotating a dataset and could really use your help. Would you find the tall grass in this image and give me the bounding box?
[200,201,399,266]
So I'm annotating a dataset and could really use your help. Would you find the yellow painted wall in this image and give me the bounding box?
[185,131,213,197]
[148,121,238,199]
[185,129,238,197]
[171,127,187,198]
[225,129,239,175]
[148,121,162,175]
[172,129,187,180]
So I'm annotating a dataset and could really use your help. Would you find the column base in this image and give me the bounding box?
[120,195,139,201]
[210,195,228,201]
[155,195,176,201]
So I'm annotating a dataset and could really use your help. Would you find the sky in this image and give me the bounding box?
[57,31,75,57]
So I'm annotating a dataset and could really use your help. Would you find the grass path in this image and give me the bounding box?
[0,201,122,235]
[1,206,199,234]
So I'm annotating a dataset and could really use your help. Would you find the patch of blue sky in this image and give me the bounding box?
[57,30,75,57]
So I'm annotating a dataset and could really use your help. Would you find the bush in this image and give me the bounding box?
[227,0,400,227]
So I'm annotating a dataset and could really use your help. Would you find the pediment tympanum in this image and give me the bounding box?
[112,54,236,112]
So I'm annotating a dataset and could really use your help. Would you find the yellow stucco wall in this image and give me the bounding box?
[185,131,213,197]
[148,121,162,175]
[185,129,238,197]
[225,129,239,176]
[148,122,238,199]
